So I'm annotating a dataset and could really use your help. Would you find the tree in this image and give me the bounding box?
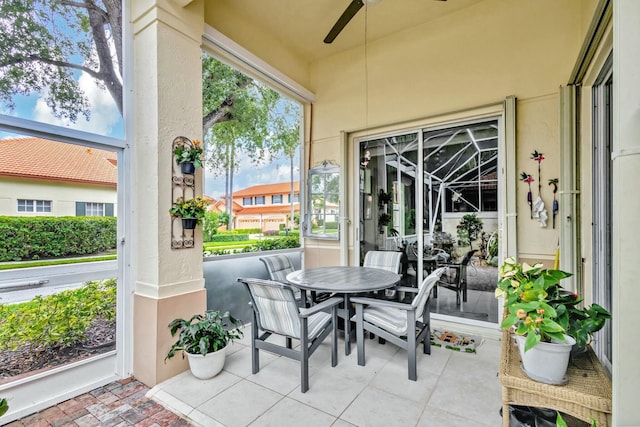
[202,54,300,229]
[268,100,301,229]
[0,0,122,120]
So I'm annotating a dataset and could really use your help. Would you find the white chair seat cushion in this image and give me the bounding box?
[361,306,413,336]
[307,312,332,340]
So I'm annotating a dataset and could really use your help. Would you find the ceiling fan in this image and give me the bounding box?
[324,0,447,44]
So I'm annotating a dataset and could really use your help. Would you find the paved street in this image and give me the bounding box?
[0,261,117,304]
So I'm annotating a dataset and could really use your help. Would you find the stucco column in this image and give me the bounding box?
[131,0,205,386]
[612,0,640,424]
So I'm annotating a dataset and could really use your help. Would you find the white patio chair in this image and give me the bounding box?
[237,277,342,393]
[351,267,445,381]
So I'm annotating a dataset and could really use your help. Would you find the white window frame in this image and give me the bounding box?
[85,202,106,216]
[18,199,52,213]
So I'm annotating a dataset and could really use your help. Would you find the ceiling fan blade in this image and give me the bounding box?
[324,0,364,44]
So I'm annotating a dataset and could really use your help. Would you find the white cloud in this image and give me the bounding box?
[33,71,121,136]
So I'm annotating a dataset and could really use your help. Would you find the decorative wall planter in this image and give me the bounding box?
[180,161,196,175]
[516,334,576,385]
[181,218,197,230]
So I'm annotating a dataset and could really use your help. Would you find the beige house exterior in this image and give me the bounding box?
[0,137,117,217]
[2,0,639,424]
[229,181,299,231]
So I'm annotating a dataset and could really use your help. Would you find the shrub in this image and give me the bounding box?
[0,278,116,351]
[242,236,300,252]
[0,216,117,261]
[207,233,250,243]
[231,228,261,234]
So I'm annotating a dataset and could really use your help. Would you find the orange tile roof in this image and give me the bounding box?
[233,181,299,197]
[0,137,117,187]
[238,204,300,215]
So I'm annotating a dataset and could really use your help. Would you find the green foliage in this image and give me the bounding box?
[0,216,117,261]
[208,233,250,243]
[549,289,611,348]
[0,279,116,351]
[242,236,300,252]
[497,258,572,352]
[173,138,204,168]
[169,196,210,222]
[203,211,221,242]
[231,228,261,234]
[456,213,483,250]
[0,0,123,119]
[0,398,7,417]
[166,310,243,359]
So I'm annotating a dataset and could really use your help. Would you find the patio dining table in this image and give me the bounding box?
[286,266,400,355]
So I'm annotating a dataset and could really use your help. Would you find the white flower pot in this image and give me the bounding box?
[185,346,226,379]
[515,334,576,385]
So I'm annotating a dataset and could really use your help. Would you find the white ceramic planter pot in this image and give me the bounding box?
[515,334,576,385]
[186,346,226,379]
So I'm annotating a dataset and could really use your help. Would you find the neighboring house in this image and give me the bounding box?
[223,181,300,231]
[0,137,117,217]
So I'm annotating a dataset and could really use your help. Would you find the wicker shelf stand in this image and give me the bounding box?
[499,332,612,426]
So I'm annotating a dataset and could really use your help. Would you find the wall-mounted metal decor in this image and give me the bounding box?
[171,136,197,249]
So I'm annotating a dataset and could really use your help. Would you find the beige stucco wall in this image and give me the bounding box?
[304,0,584,265]
[132,0,207,386]
[0,177,116,216]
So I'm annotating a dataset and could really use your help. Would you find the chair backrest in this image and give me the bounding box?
[412,267,446,314]
[259,255,295,282]
[238,278,301,338]
[460,250,475,266]
[363,250,403,274]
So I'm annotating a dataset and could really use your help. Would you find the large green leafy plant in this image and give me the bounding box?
[165,310,243,359]
[548,287,611,348]
[496,257,572,352]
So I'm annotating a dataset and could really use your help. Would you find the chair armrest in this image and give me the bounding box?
[350,296,415,311]
[299,296,342,318]
[393,286,418,293]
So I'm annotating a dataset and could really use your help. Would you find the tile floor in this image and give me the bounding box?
[147,328,503,427]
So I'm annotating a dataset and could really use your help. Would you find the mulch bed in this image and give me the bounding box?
[0,318,116,384]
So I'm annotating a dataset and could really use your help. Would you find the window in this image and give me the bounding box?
[17,199,52,213]
[305,162,340,239]
[243,197,253,205]
[288,194,299,203]
[272,195,283,204]
[255,196,265,205]
[85,202,105,216]
[592,57,613,372]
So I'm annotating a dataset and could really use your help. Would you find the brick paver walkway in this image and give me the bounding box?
[4,378,193,427]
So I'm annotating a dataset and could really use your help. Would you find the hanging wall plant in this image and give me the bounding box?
[173,137,204,174]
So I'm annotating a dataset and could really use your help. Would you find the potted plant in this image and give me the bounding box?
[169,196,210,229]
[165,310,243,379]
[495,257,576,384]
[173,138,204,174]
[547,287,611,352]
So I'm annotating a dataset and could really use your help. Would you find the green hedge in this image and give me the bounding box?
[230,228,261,234]
[0,278,116,351]
[207,233,250,243]
[242,236,300,252]
[0,216,117,261]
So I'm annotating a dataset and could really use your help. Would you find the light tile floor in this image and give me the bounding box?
[147,328,503,427]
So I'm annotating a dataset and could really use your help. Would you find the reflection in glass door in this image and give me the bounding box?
[358,119,500,324]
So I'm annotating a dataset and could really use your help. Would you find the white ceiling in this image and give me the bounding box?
[212,0,483,63]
